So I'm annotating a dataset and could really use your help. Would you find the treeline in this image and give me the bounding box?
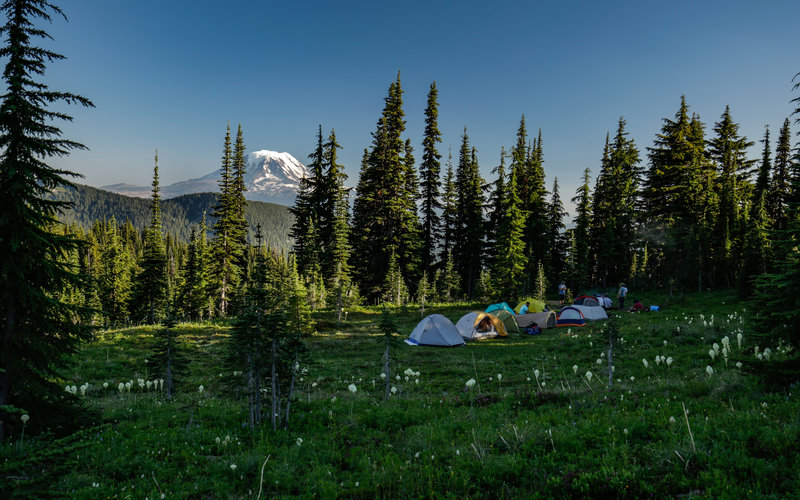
[292,74,800,312]
[51,183,293,252]
[54,126,303,326]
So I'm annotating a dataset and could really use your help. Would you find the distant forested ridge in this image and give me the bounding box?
[51,183,293,252]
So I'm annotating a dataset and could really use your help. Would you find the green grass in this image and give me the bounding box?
[3,290,799,498]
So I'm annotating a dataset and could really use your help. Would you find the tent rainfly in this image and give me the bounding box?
[514,299,547,314]
[517,311,557,329]
[570,304,608,321]
[573,295,601,307]
[493,309,521,334]
[556,306,587,327]
[485,302,516,316]
[406,314,466,347]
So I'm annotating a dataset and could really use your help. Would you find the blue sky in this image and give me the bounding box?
[40,0,800,211]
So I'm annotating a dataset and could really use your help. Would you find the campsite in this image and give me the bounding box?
[3,289,798,498]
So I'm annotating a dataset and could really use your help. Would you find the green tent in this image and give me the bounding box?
[493,309,520,334]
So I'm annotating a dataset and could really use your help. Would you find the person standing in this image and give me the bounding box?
[558,281,566,304]
[617,283,628,310]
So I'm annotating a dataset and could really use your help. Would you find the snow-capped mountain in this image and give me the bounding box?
[101,150,309,206]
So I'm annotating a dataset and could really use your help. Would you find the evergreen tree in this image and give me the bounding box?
[322,130,356,324]
[0,0,94,441]
[644,97,716,289]
[398,138,423,288]
[131,152,169,323]
[419,82,442,273]
[769,119,793,231]
[98,217,133,326]
[351,74,414,300]
[491,151,527,302]
[453,130,484,297]
[150,315,188,401]
[440,151,458,268]
[211,124,248,316]
[290,126,324,276]
[571,169,593,291]
[545,177,568,282]
[708,106,755,287]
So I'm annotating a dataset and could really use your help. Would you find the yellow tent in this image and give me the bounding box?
[455,312,508,340]
[514,299,546,314]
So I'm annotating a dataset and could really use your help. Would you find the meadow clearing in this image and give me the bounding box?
[2,290,798,499]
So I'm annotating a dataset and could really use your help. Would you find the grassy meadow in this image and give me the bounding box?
[2,290,799,498]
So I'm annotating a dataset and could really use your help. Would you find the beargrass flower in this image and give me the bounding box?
[465,378,476,388]
[706,366,714,376]
[230,464,237,471]
[642,359,649,369]
[754,346,759,356]
[125,381,132,392]
[670,416,676,424]
[585,371,593,382]
[21,414,29,424]
[709,349,716,360]
[534,369,540,380]
[380,372,386,379]
[80,384,88,396]
[391,386,397,394]
[103,382,108,389]
[348,384,357,394]
[666,357,673,366]
[198,385,204,393]
[118,382,124,394]
[572,365,578,374]
[737,333,743,349]
[763,348,772,360]
[596,358,602,365]
[497,373,502,381]
[736,362,742,369]
[296,437,303,446]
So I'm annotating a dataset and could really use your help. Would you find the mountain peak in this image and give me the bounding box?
[101,149,309,206]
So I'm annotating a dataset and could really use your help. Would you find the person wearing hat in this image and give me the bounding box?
[617,283,628,310]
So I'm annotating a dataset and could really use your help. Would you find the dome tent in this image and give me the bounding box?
[456,312,508,340]
[556,306,587,327]
[493,309,521,334]
[406,314,465,347]
[514,299,547,314]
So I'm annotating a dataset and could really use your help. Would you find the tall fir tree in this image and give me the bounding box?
[570,169,593,291]
[491,151,527,301]
[440,150,458,269]
[290,126,324,276]
[419,82,442,273]
[708,106,755,287]
[769,118,793,231]
[545,177,568,283]
[131,151,169,323]
[211,124,248,316]
[0,0,94,441]
[452,129,484,297]
[351,73,417,300]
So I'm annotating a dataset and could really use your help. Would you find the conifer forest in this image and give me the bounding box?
[2,1,800,498]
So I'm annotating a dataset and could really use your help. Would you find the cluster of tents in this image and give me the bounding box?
[406,296,609,347]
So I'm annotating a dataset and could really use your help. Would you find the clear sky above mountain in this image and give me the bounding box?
[41,0,799,208]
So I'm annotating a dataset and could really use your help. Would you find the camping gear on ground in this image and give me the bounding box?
[406,314,465,347]
[485,302,516,316]
[493,309,521,334]
[650,305,660,312]
[456,312,508,340]
[573,295,601,307]
[570,304,608,321]
[556,306,587,327]
[513,299,546,314]
[517,311,557,329]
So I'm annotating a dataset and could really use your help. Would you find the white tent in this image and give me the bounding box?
[406,314,465,347]
[570,304,608,321]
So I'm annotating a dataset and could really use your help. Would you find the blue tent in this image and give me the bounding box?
[485,302,516,316]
